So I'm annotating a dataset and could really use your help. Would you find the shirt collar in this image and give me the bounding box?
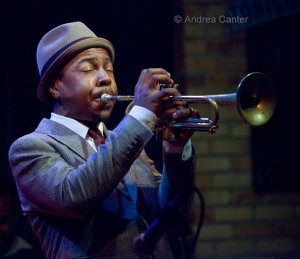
[50,113,104,139]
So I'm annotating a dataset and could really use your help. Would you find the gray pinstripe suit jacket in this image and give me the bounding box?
[8,114,195,259]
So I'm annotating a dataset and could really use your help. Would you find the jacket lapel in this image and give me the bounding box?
[36,118,134,200]
[35,118,95,159]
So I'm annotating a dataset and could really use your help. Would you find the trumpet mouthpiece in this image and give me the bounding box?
[100,94,114,103]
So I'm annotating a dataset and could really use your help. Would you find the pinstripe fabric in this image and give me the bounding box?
[8,115,195,259]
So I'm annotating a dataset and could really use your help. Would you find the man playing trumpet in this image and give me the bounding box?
[9,21,198,259]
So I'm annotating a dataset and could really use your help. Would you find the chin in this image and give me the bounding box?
[99,114,111,123]
[96,109,113,123]
[93,103,114,122]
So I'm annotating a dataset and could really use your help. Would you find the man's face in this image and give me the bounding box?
[51,48,118,123]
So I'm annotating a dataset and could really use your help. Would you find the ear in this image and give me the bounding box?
[49,79,60,100]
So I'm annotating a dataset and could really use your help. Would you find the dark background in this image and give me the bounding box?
[247,13,300,193]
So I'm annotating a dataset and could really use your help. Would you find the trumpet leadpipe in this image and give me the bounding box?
[101,93,237,104]
[101,94,134,103]
[101,83,179,103]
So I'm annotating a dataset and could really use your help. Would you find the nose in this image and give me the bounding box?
[97,68,111,87]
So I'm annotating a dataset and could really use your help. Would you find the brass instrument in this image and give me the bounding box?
[101,72,276,135]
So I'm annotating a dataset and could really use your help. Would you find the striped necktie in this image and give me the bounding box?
[88,127,105,148]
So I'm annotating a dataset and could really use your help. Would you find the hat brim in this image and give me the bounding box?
[37,37,115,104]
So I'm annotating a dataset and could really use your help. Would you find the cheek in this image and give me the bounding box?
[111,81,118,95]
[61,77,92,101]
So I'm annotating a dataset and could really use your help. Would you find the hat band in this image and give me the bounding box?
[40,37,92,78]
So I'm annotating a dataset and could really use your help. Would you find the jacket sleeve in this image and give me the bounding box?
[8,115,153,218]
[158,147,196,213]
[136,146,196,221]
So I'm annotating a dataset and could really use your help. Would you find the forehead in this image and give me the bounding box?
[66,48,112,67]
[77,48,111,59]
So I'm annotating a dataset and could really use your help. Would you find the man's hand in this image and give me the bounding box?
[134,68,179,116]
[162,104,200,148]
[133,68,199,150]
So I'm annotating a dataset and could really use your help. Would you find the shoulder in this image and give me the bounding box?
[8,131,54,162]
[8,118,59,155]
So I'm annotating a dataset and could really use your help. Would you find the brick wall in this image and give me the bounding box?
[179,0,300,258]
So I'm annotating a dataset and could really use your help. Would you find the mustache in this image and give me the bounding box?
[94,87,117,99]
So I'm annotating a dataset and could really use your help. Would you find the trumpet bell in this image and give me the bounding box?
[237,72,276,126]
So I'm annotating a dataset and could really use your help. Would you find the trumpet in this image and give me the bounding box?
[101,72,276,134]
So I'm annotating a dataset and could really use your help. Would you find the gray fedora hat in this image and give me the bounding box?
[36,21,115,104]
